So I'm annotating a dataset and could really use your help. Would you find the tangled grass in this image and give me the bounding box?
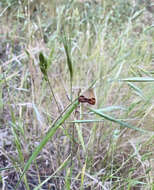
[0,0,154,189]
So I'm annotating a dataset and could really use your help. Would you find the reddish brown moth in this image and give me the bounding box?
[78,88,96,105]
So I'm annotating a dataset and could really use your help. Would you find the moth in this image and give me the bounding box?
[78,88,96,105]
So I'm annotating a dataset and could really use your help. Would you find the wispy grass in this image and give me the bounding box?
[0,0,153,189]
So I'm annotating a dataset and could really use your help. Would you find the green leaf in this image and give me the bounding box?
[15,100,79,189]
[119,77,154,82]
[76,124,86,152]
[48,47,55,68]
[71,119,104,123]
[89,108,150,133]
[97,106,126,112]
[65,168,71,190]
[131,9,144,21]
[128,82,145,99]
[81,163,86,190]
[62,35,73,80]
[39,52,48,81]
[34,155,70,190]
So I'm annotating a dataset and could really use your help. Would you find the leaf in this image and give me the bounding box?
[81,163,86,190]
[119,77,154,82]
[62,35,73,80]
[97,106,126,112]
[48,47,55,68]
[131,9,144,21]
[128,82,145,99]
[76,124,86,152]
[89,108,150,133]
[15,100,79,189]
[71,119,104,123]
[39,52,48,81]
[34,155,70,190]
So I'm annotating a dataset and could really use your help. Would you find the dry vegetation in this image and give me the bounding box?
[0,0,154,189]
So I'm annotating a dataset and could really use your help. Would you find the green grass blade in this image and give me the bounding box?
[62,35,73,80]
[34,155,70,190]
[119,77,154,82]
[65,168,71,190]
[10,122,24,163]
[89,108,150,133]
[97,106,126,112]
[76,124,86,152]
[15,100,79,189]
[39,52,48,81]
[131,9,144,21]
[80,163,86,190]
[48,47,55,67]
[128,82,145,99]
[71,119,104,123]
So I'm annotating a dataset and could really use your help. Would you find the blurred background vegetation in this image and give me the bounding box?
[0,0,154,189]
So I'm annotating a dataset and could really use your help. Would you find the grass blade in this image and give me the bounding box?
[34,155,70,190]
[80,163,86,190]
[71,119,104,123]
[128,82,145,99]
[15,100,79,189]
[62,35,73,80]
[76,124,86,152]
[89,108,150,133]
[39,52,48,81]
[119,77,154,82]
